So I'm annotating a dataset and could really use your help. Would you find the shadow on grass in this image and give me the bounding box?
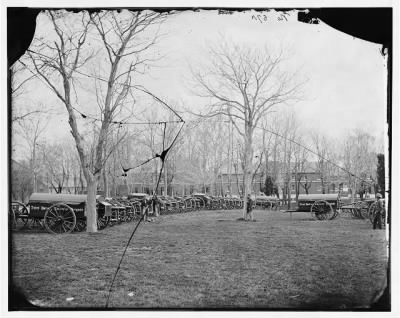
[216,218,257,222]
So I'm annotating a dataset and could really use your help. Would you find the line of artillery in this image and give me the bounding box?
[9,192,385,234]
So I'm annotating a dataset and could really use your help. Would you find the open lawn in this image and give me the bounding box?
[10,209,388,309]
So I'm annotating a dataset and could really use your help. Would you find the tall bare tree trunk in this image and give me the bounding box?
[86,176,98,233]
[243,129,254,220]
[103,168,109,197]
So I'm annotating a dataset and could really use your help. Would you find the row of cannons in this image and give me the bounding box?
[9,193,247,234]
[9,192,385,234]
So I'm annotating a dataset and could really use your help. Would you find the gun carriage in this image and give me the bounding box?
[10,193,112,234]
[295,193,341,220]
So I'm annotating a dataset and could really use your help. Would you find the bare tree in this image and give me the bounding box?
[16,114,49,193]
[192,41,303,220]
[311,132,331,195]
[292,137,309,200]
[341,129,377,202]
[10,62,42,122]
[25,10,167,232]
[41,144,69,193]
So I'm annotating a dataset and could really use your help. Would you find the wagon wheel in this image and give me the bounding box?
[310,200,334,220]
[348,203,358,218]
[223,199,228,209]
[124,207,132,222]
[195,199,200,210]
[198,198,205,210]
[232,199,237,209]
[331,208,340,220]
[358,201,370,219]
[97,215,110,230]
[184,199,192,211]
[109,210,119,226]
[10,201,29,228]
[119,209,128,222]
[352,201,363,219]
[368,202,377,224]
[130,205,137,220]
[44,203,76,234]
[74,218,87,232]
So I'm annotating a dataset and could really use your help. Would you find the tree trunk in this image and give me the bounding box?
[86,176,98,233]
[103,168,109,197]
[79,168,85,194]
[243,131,254,220]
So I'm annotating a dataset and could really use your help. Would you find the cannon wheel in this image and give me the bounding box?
[75,218,87,232]
[355,201,370,219]
[184,199,193,211]
[265,200,274,210]
[197,198,205,210]
[44,203,77,234]
[368,202,377,224]
[10,201,29,229]
[97,215,110,230]
[310,200,334,220]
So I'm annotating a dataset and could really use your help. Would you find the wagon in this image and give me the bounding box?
[192,193,212,209]
[340,199,376,220]
[10,193,112,234]
[255,195,279,210]
[296,193,341,220]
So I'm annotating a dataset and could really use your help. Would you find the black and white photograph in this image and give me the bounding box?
[3,0,397,313]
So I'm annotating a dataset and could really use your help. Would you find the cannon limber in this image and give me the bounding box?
[10,193,112,234]
[340,198,386,226]
[285,193,342,220]
[255,195,279,210]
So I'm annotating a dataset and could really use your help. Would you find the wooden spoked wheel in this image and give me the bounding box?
[74,218,87,232]
[44,203,76,234]
[185,199,193,211]
[10,201,29,228]
[310,200,334,220]
[368,202,377,224]
[352,201,365,219]
[265,201,275,210]
[358,201,371,220]
[97,215,110,230]
[119,209,128,222]
[197,198,205,210]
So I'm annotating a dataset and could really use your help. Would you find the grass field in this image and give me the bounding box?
[10,209,388,310]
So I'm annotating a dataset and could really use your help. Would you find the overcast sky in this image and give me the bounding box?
[13,8,388,153]
[137,9,387,139]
